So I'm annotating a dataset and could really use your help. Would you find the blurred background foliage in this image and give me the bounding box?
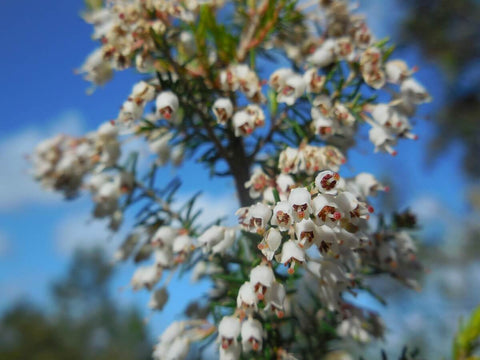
[1,1,480,359]
[0,248,152,360]
[399,0,480,178]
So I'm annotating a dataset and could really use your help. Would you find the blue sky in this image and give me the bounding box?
[0,0,472,352]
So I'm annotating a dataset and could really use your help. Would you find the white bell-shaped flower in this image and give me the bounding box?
[213,98,234,125]
[151,226,177,248]
[218,316,241,350]
[118,99,144,123]
[368,124,397,155]
[307,39,336,67]
[236,281,258,312]
[395,231,417,260]
[79,47,113,85]
[248,203,272,234]
[336,229,360,249]
[269,68,294,92]
[316,224,338,253]
[262,186,276,204]
[335,191,366,218]
[332,102,355,126]
[86,172,110,195]
[385,59,410,84]
[235,207,251,230]
[241,318,263,352]
[164,336,190,360]
[92,180,120,218]
[156,91,179,121]
[264,281,286,318]
[97,121,119,141]
[279,147,300,174]
[154,247,174,268]
[337,316,370,343]
[271,201,294,231]
[312,194,342,228]
[308,259,349,288]
[157,321,186,348]
[219,66,238,92]
[353,21,374,48]
[287,188,312,222]
[131,264,161,291]
[312,95,332,116]
[400,78,431,104]
[351,172,386,199]
[303,68,325,93]
[371,104,392,127]
[172,234,194,262]
[97,181,120,201]
[258,228,282,261]
[132,81,156,102]
[276,173,295,196]
[233,110,254,137]
[315,170,341,195]
[277,73,306,106]
[360,47,386,89]
[249,264,275,300]
[211,228,236,255]
[98,140,120,168]
[219,342,241,360]
[319,145,346,171]
[313,114,335,139]
[245,168,271,199]
[279,240,305,274]
[295,219,318,249]
[198,225,225,252]
[335,37,356,62]
[245,104,265,127]
[234,64,261,99]
[377,239,398,268]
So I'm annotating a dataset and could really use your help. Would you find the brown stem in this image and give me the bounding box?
[236,0,270,62]
[226,132,254,207]
[154,30,253,207]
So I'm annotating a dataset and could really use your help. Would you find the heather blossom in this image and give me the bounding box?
[31,0,430,358]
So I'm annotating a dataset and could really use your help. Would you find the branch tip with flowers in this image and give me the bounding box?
[31,0,430,359]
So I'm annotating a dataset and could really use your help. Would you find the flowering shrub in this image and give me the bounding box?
[31,0,430,359]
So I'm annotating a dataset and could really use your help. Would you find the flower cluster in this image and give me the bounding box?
[278,145,346,175]
[153,320,215,360]
[219,64,264,103]
[221,169,389,356]
[80,0,225,83]
[32,0,430,359]
[32,121,120,198]
[122,223,238,308]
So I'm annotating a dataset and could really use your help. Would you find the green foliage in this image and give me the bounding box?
[400,0,480,178]
[360,347,423,360]
[453,305,480,360]
[195,5,238,63]
[0,248,152,360]
[84,0,103,11]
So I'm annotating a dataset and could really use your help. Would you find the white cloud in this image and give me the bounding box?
[174,191,239,226]
[410,195,448,222]
[0,110,85,211]
[53,191,239,258]
[54,208,119,257]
